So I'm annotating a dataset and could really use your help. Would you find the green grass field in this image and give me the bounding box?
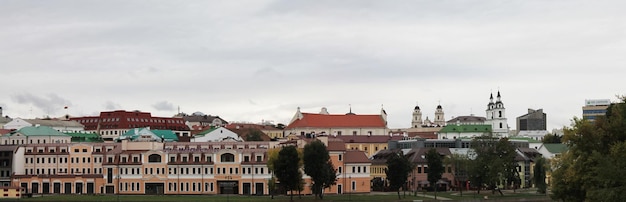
[5,191,552,202]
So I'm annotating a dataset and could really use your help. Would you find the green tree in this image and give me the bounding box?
[245,128,264,141]
[444,153,470,196]
[268,176,276,199]
[533,157,547,194]
[303,140,337,199]
[274,146,302,202]
[552,97,626,201]
[542,133,562,143]
[386,151,412,199]
[426,148,444,199]
[469,134,516,195]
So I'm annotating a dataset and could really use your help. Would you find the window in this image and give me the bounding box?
[220,153,235,162]
[170,157,175,163]
[352,131,357,135]
[82,149,87,152]
[244,156,250,162]
[148,154,161,163]
[338,154,342,161]
[256,156,262,162]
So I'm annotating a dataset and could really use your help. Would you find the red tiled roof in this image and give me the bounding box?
[327,139,346,151]
[287,113,386,128]
[0,129,12,136]
[345,150,370,163]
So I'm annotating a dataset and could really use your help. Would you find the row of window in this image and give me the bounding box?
[4,139,69,145]
[27,168,103,175]
[27,156,103,164]
[168,182,214,192]
[300,131,375,136]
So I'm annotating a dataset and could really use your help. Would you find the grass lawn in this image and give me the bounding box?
[5,191,553,202]
[10,194,433,202]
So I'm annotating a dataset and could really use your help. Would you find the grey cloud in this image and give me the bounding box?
[103,101,122,110]
[152,101,175,111]
[12,93,71,114]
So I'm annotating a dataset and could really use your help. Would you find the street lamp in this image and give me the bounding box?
[349,175,351,201]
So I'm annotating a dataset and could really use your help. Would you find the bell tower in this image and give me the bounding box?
[411,104,423,128]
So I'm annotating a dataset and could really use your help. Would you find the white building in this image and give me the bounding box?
[486,91,509,137]
[3,118,84,133]
[0,126,72,145]
[191,127,242,142]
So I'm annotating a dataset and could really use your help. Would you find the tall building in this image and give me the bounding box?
[582,99,611,121]
[410,104,445,128]
[411,105,423,128]
[486,91,509,137]
[516,109,547,131]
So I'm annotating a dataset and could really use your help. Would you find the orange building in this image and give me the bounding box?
[12,137,371,195]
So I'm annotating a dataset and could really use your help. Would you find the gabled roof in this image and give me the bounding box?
[287,113,386,128]
[446,116,486,124]
[439,124,491,133]
[151,130,179,141]
[9,126,70,136]
[543,143,568,153]
[405,148,451,164]
[194,127,219,137]
[345,150,370,164]
[119,128,178,142]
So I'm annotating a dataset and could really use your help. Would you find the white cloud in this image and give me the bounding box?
[0,1,623,129]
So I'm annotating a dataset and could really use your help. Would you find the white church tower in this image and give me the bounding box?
[411,104,423,128]
[434,104,445,127]
[486,91,508,137]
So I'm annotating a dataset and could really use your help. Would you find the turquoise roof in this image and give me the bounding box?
[439,124,492,133]
[119,128,178,142]
[151,130,179,141]
[65,132,104,143]
[10,126,69,137]
[543,143,568,153]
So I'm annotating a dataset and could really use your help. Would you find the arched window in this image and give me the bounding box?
[220,153,235,162]
[148,154,161,163]
[498,111,502,118]
[499,122,503,128]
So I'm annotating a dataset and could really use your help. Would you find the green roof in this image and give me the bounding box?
[11,126,69,136]
[65,132,100,138]
[151,130,179,141]
[439,124,492,133]
[543,143,568,153]
[119,128,178,142]
[194,127,219,137]
[509,137,542,143]
[65,132,104,143]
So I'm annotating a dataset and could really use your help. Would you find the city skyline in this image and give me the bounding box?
[1,1,623,130]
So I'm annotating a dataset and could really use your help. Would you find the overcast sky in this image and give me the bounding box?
[1,1,623,131]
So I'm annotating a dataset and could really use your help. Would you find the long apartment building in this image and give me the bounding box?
[11,137,371,195]
[70,110,190,142]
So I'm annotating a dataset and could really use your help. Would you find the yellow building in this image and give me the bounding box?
[0,186,24,199]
